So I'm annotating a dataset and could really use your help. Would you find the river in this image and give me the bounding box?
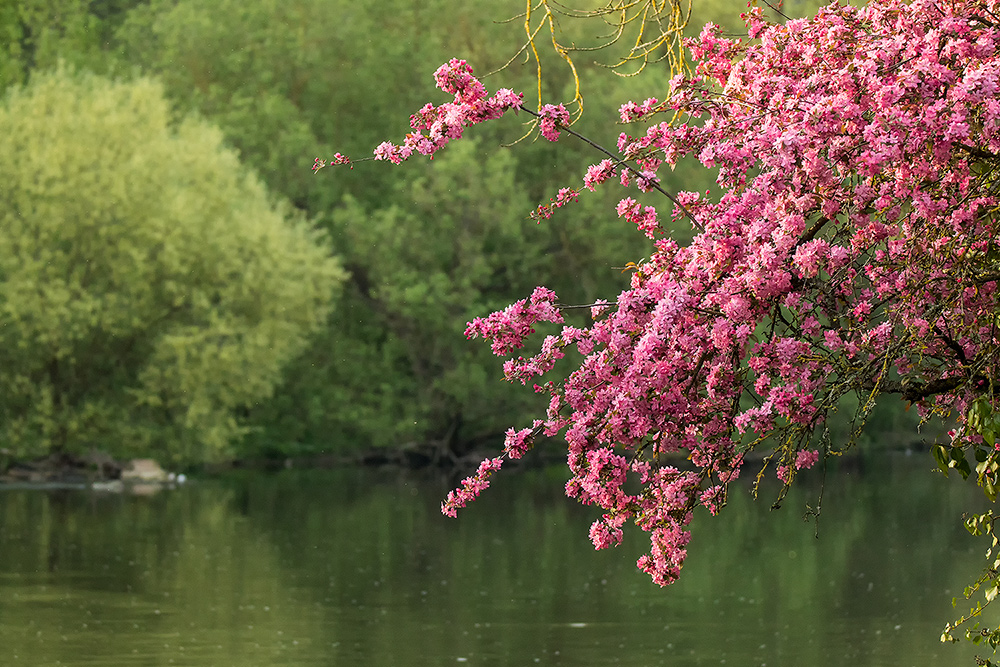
[0,451,992,665]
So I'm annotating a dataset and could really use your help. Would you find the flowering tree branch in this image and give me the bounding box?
[516,104,702,229]
[319,0,1000,657]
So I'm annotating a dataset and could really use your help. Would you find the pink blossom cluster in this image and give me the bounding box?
[530,187,580,222]
[583,159,617,191]
[503,421,543,459]
[369,59,524,164]
[619,97,660,123]
[464,286,563,356]
[777,449,821,484]
[589,513,626,550]
[615,197,662,238]
[441,457,503,518]
[354,0,1000,587]
[476,0,1000,585]
[538,103,570,142]
[311,153,350,173]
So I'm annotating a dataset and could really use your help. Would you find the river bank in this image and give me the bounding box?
[0,433,938,491]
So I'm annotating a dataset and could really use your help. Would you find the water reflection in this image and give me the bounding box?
[0,454,990,665]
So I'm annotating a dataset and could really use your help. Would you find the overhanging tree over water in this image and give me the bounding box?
[317,0,1000,658]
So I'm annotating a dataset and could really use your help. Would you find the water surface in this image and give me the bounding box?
[0,453,991,666]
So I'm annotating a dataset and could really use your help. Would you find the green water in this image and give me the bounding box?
[0,453,991,666]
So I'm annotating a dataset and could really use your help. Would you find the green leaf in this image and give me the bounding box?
[986,475,999,503]
[967,513,988,536]
[934,444,952,476]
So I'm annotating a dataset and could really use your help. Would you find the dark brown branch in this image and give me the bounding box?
[956,143,1000,160]
[975,272,1000,285]
[934,324,969,364]
[878,376,964,402]
[800,215,831,245]
[877,375,994,402]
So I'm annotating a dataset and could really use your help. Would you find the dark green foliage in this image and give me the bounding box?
[245,140,594,455]
[0,0,132,90]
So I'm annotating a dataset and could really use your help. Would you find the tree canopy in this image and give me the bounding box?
[0,68,344,463]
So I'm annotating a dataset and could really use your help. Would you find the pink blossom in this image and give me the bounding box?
[584,159,617,191]
[343,0,1000,590]
[503,423,540,459]
[589,513,627,549]
[538,104,570,142]
[795,449,820,470]
[619,97,659,122]
[793,239,830,278]
[465,286,564,356]
[441,457,504,518]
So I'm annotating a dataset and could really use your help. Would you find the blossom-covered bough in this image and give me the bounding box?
[318,0,1000,657]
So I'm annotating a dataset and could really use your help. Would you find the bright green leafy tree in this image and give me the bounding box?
[0,68,345,464]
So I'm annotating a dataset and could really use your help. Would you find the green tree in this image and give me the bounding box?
[0,0,134,91]
[246,140,564,457]
[0,68,345,464]
[114,0,489,215]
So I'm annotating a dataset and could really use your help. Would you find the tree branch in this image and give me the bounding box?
[934,324,969,364]
[876,375,994,402]
[517,105,703,231]
[957,142,1000,160]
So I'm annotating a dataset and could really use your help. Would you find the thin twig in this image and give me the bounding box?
[517,104,704,231]
[558,301,619,309]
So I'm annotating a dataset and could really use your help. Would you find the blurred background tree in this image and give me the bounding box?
[0,68,344,464]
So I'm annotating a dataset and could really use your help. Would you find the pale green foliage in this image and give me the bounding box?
[0,69,345,462]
